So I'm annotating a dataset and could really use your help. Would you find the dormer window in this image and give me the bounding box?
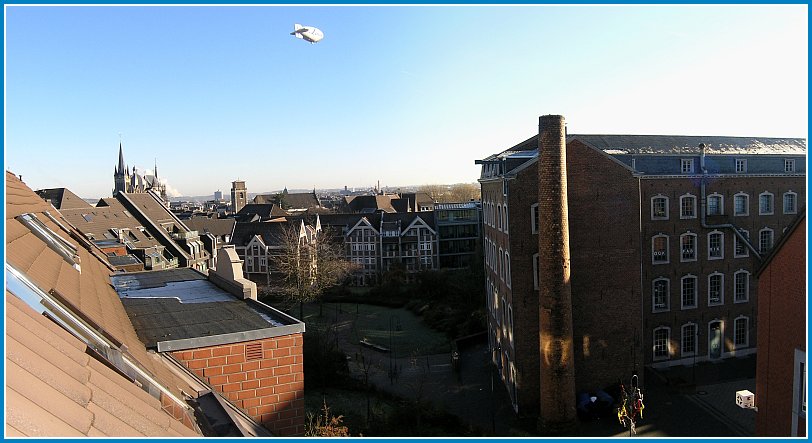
[681,159,694,174]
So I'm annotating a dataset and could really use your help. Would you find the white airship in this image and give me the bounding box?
[290,24,324,44]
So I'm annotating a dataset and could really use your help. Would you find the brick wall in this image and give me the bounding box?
[566,139,644,391]
[755,216,806,436]
[172,333,304,436]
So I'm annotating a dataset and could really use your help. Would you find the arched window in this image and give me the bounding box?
[652,278,670,312]
[653,327,671,361]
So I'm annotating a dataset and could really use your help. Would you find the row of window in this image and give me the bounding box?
[651,270,750,312]
[483,199,509,233]
[679,157,795,174]
[486,278,514,350]
[652,191,798,220]
[653,317,749,360]
[652,229,773,264]
[484,237,511,287]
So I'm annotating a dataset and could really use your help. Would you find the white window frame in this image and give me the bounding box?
[707,230,724,260]
[734,230,750,258]
[498,247,504,281]
[784,191,798,214]
[681,158,694,174]
[532,253,539,290]
[680,232,698,262]
[653,326,671,361]
[681,275,698,310]
[652,278,670,313]
[759,227,774,254]
[759,192,774,215]
[734,269,750,303]
[680,194,697,219]
[652,234,669,265]
[733,316,749,348]
[708,272,724,306]
[681,323,698,357]
[735,158,747,173]
[733,192,749,216]
[505,251,511,288]
[497,204,503,231]
[503,203,508,234]
[785,158,796,173]
[707,193,723,216]
[530,203,539,234]
[651,195,669,220]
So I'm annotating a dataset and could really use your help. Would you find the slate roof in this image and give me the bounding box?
[252,192,320,210]
[5,171,202,437]
[482,133,807,177]
[35,187,93,210]
[231,221,288,247]
[343,195,399,213]
[572,134,807,155]
[58,196,160,248]
[237,203,289,221]
[184,216,236,239]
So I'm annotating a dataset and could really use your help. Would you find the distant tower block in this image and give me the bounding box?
[231,180,247,213]
[537,115,577,434]
[214,190,223,201]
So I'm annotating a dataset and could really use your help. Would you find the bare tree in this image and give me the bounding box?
[270,219,356,320]
[417,184,446,202]
[447,182,480,202]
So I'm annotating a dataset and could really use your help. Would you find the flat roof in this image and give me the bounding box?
[110,269,304,352]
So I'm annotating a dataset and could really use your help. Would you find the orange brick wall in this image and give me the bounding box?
[172,334,304,436]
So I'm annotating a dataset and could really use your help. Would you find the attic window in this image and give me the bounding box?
[245,343,263,361]
[127,231,138,242]
[103,232,115,240]
[82,213,94,222]
[123,210,132,218]
[16,213,81,272]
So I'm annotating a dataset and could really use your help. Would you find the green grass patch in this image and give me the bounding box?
[303,303,451,355]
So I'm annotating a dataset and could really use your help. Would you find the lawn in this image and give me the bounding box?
[302,302,451,356]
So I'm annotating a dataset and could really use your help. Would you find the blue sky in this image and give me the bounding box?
[5,5,808,198]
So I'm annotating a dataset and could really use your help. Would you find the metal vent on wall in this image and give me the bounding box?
[245,343,263,361]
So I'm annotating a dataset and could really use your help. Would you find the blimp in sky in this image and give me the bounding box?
[290,24,324,44]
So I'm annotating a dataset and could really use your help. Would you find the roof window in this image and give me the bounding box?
[16,213,81,272]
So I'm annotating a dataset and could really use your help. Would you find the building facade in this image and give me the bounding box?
[435,202,482,269]
[477,119,806,418]
[755,213,806,437]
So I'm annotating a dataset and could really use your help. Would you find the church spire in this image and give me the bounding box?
[154,158,158,179]
[117,142,126,174]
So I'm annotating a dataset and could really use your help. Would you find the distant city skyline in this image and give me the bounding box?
[6,5,807,198]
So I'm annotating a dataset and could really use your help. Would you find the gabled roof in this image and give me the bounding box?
[35,188,94,210]
[252,192,320,210]
[184,216,236,239]
[5,171,202,437]
[231,221,288,247]
[57,196,161,248]
[237,203,289,221]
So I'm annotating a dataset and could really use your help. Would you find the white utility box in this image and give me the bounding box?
[736,390,755,409]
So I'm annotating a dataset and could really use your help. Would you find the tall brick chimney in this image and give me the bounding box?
[537,115,577,434]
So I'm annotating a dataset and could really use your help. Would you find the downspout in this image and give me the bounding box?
[697,144,762,260]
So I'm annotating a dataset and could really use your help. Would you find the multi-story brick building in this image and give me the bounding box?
[755,213,806,437]
[477,116,806,419]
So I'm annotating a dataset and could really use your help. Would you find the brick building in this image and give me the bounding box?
[755,213,806,436]
[476,116,806,419]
